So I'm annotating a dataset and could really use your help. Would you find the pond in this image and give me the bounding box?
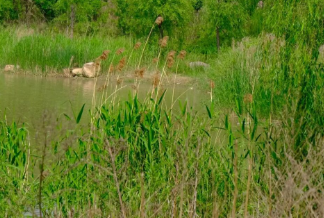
[0,73,205,136]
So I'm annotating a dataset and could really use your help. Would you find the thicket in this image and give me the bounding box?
[0,0,275,53]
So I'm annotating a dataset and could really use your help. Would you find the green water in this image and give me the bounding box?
[0,73,203,132]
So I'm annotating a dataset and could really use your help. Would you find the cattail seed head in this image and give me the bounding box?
[152,72,160,88]
[134,42,142,50]
[210,80,215,89]
[178,50,187,59]
[167,50,176,68]
[167,58,174,68]
[100,50,110,60]
[117,78,123,85]
[167,50,176,59]
[116,48,125,55]
[159,36,169,48]
[155,16,164,25]
[117,57,126,72]
[135,67,146,78]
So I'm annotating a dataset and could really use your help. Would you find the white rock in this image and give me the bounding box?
[82,62,100,78]
[4,65,15,72]
[189,61,210,69]
[71,68,83,77]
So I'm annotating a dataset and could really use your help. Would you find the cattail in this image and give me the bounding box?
[178,50,187,59]
[167,58,174,68]
[116,48,125,55]
[153,57,159,63]
[101,50,110,60]
[117,57,126,72]
[155,16,164,25]
[152,72,160,88]
[135,67,146,78]
[134,42,142,50]
[159,36,169,48]
[167,50,176,68]
[108,64,114,74]
[167,50,176,59]
[117,78,123,85]
[210,80,215,89]
[244,94,253,103]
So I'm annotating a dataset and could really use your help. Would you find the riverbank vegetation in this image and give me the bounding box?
[1,0,324,217]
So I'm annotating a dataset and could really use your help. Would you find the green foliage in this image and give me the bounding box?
[0,121,29,215]
[115,0,192,38]
[0,0,12,21]
[192,0,203,11]
[33,0,57,21]
[0,0,19,21]
[205,0,247,47]
[53,0,104,35]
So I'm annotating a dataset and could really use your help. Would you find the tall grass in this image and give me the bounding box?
[1,88,324,217]
[0,25,208,76]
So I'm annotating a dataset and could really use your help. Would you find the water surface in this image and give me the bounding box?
[0,73,203,133]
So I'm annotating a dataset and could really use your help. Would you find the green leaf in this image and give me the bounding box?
[205,105,212,119]
[63,113,71,121]
[158,89,166,106]
[225,115,229,129]
[76,104,85,124]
